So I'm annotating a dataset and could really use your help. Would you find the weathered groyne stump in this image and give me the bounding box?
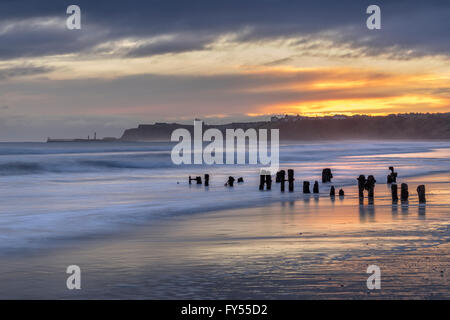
[401,183,409,201]
[417,185,426,203]
[303,181,311,194]
[391,183,398,202]
[266,175,272,190]
[387,166,398,184]
[279,170,286,192]
[226,176,235,187]
[259,175,266,190]
[259,173,272,190]
[237,177,244,183]
[357,175,366,199]
[322,168,333,183]
[189,176,202,184]
[288,169,295,192]
[313,181,319,194]
[365,175,376,199]
[276,170,285,183]
[330,186,335,197]
[204,174,210,186]
[339,189,345,196]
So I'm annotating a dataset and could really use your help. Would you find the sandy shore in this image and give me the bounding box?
[0,173,448,299]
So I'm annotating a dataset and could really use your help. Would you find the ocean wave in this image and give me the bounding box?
[0,162,43,175]
[0,141,448,178]
[0,158,176,176]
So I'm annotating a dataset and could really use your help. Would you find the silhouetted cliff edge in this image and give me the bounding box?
[120,113,450,141]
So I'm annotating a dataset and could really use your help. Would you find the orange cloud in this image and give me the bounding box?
[239,66,450,116]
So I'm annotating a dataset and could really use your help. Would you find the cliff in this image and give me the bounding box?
[120,113,450,141]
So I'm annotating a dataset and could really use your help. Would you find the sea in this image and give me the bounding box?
[0,140,449,253]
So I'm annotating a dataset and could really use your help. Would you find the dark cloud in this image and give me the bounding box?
[0,65,54,80]
[126,34,214,57]
[0,0,448,60]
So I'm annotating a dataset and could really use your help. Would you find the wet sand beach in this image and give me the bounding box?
[0,173,448,299]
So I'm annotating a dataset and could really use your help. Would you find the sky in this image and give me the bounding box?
[0,0,449,141]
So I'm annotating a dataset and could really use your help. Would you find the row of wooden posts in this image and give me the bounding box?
[188,167,426,203]
[261,169,345,196]
[188,175,243,187]
[357,167,426,203]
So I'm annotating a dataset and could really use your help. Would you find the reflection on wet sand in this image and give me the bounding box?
[401,201,409,215]
[313,195,319,203]
[359,204,376,223]
[391,203,398,218]
[418,204,426,219]
[303,195,311,206]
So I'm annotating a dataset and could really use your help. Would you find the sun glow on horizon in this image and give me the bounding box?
[260,95,449,117]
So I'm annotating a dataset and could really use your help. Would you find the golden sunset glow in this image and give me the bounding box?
[264,95,448,116]
[234,65,450,116]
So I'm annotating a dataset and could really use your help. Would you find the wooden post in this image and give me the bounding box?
[389,166,398,183]
[237,177,244,183]
[365,175,376,199]
[387,174,393,184]
[259,175,266,190]
[417,185,426,203]
[204,174,209,186]
[313,181,319,193]
[288,169,294,192]
[401,183,409,201]
[391,183,398,202]
[189,176,201,184]
[322,168,333,183]
[387,166,393,183]
[330,186,335,197]
[357,175,366,199]
[303,181,311,194]
[392,172,397,182]
[367,184,374,198]
[266,175,272,190]
[339,189,345,196]
[276,170,285,183]
[280,171,286,192]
